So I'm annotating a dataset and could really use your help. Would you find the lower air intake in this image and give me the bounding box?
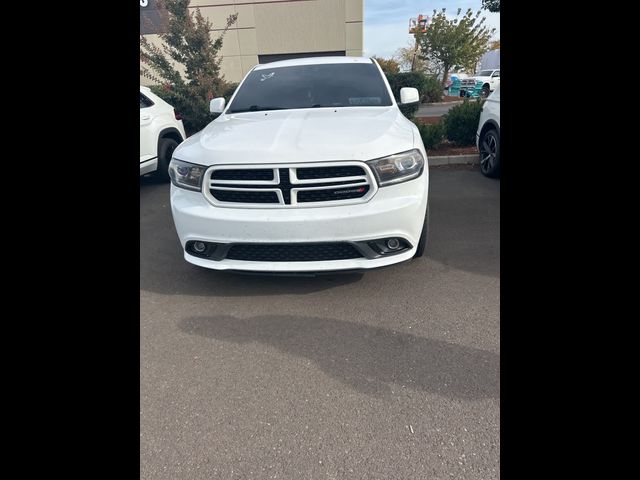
[226,243,363,262]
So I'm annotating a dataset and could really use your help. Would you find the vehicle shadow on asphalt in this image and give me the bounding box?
[146,264,364,296]
[179,314,499,400]
[140,175,166,186]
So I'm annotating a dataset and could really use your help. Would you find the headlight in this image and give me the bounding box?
[169,159,206,191]
[366,149,425,187]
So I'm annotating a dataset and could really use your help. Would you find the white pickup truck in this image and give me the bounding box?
[460,69,500,98]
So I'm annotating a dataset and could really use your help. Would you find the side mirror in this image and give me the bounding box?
[399,87,420,105]
[210,97,226,114]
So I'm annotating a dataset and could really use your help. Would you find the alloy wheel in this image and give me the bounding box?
[480,132,497,174]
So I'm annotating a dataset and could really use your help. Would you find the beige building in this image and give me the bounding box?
[141,0,364,84]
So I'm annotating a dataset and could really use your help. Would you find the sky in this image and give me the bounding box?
[363,0,500,59]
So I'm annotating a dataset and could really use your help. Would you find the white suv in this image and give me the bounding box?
[169,57,429,273]
[476,86,500,177]
[140,86,186,179]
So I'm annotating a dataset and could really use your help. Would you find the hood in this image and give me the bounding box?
[472,76,492,81]
[173,107,415,166]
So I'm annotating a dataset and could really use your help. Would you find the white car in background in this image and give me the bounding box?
[476,86,500,178]
[140,86,186,180]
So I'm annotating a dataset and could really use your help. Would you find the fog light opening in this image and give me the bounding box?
[387,238,401,250]
[193,241,207,253]
[365,237,411,257]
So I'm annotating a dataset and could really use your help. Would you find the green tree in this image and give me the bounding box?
[372,56,400,74]
[416,8,495,87]
[393,41,429,73]
[482,0,500,12]
[140,0,238,135]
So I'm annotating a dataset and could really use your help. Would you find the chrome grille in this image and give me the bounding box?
[461,79,480,89]
[204,162,377,208]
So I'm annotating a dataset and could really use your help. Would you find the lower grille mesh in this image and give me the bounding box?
[226,243,363,262]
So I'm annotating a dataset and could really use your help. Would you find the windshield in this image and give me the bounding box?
[227,63,393,113]
[478,70,495,76]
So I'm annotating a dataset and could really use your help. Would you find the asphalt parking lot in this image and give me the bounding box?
[140,166,500,479]
[415,102,460,118]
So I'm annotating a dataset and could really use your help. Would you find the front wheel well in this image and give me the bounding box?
[159,128,183,145]
[479,121,499,141]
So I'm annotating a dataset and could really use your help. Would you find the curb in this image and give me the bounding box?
[428,154,478,166]
[422,100,465,106]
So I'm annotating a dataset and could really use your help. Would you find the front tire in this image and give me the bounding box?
[479,128,500,178]
[481,85,491,98]
[155,137,179,181]
[414,205,430,258]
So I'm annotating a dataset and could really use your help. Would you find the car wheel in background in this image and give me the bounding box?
[481,85,491,98]
[155,137,179,181]
[479,128,500,178]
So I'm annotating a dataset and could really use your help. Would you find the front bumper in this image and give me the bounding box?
[170,174,428,272]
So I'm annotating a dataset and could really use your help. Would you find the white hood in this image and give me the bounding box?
[173,107,416,166]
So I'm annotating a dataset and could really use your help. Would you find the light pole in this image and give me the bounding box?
[410,36,419,72]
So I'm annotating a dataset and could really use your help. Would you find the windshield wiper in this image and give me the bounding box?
[228,105,288,113]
